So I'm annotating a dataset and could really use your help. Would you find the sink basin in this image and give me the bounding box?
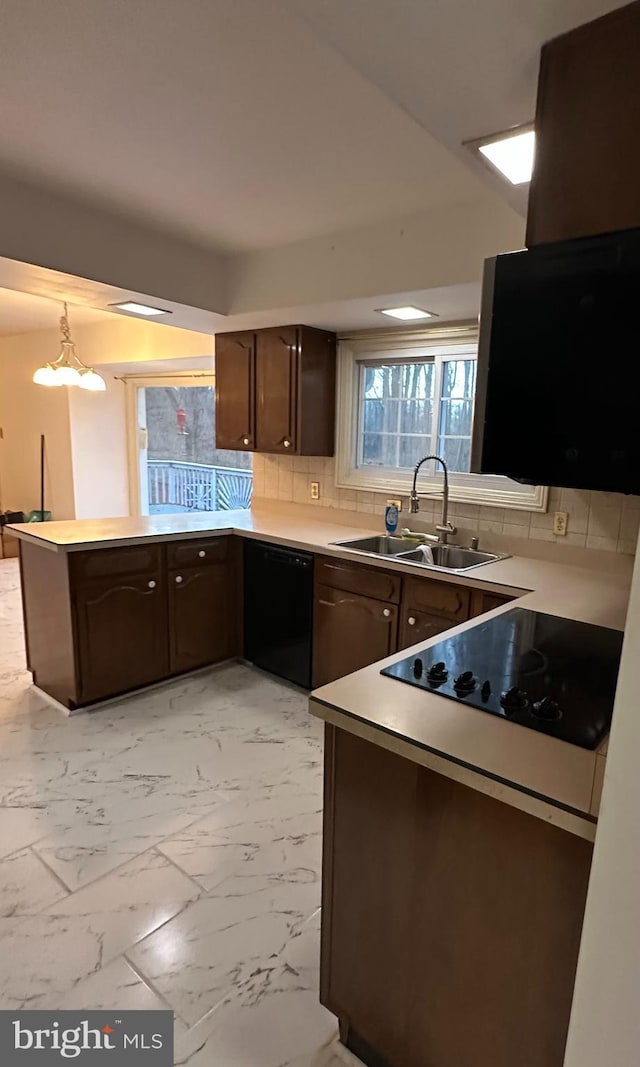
[333,536,508,572]
[396,544,506,571]
[335,535,419,556]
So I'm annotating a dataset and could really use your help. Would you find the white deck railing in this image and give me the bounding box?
[148,461,252,512]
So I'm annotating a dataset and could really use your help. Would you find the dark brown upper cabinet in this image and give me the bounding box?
[215,325,336,456]
[215,331,256,451]
[527,2,640,247]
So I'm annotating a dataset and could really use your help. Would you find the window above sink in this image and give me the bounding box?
[335,326,548,513]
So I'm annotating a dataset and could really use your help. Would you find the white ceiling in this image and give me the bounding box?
[0,0,488,253]
[285,0,628,217]
[0,0,626,257]
[0,286,112,337]
[0,0,628,336]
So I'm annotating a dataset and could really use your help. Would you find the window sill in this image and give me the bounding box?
[335,468,549,513]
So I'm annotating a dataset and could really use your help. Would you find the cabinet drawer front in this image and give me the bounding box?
[402,575,469,621]
[399,609,456,652]
[316,557,401,604]
[166,537,229,570]
[72,544,162,582]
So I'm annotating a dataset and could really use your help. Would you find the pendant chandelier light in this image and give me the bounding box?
[33,302,106,391]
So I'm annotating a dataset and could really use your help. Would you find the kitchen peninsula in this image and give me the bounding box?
[307,547,629,1066]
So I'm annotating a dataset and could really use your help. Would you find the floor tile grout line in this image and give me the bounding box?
[150,845,209,896]
[122,953,184,1018]
[27,807,218,898]
[120,895,204,959]
[26,843,75,899]
[122,948,240,1035]
[0,828,60,865]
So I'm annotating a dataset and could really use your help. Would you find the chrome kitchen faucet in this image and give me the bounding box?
[409,454,457,544]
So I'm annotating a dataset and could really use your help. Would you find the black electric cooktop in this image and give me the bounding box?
[381,607,623,750]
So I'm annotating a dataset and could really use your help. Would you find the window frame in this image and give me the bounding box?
[335,326,548,512]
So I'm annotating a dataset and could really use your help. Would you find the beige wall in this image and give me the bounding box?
[68,373,129,520]
[253,454,639,563]
[0,316,213,520]
[0,335,76,518]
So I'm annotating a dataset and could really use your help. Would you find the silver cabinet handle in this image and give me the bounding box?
[175,575,183,584]
[408,616,416,626]
[198,550,206,558]
[242,436,251,446]
[318,599,336,608]
[147,580,156,589]
[383,608,391,617]
[283,438,291,448]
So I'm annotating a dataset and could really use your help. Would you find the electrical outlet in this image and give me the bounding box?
[387,498,402,511]
[310,481,320,500]
[553,511,568,536]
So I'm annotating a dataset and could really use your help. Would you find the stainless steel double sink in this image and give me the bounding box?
[332,535,508,574]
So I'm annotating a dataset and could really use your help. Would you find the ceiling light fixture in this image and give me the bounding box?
[378,306,434,321]
[111,301,170,317]
[33,303,106,391]
[476,127,535,185]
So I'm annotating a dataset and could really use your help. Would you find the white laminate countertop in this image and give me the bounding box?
[9,507,631,830]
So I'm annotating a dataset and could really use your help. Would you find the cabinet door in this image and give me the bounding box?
[469,589,515,619]
[169,563,234,675]
[75,575,169,703]
[527,4,640,246]
[322,725,417,1063]
[255,327,297,453]
[313,584,397,688]
[215,332,255,451]
[398,608,455,652]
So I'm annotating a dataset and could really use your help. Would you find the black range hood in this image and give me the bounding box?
[471,226,640,495]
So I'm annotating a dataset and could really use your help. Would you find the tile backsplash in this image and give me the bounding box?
[252,454,639,558]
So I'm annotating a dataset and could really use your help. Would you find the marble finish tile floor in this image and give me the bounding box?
[0,558,343,1066]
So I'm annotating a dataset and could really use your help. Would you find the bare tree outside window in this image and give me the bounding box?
[358,358,476,473]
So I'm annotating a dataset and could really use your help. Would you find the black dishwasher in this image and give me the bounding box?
[243,540,314,688]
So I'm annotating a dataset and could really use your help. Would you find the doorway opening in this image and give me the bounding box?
[127,376,253,516]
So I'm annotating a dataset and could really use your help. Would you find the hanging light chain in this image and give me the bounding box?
[60,302,72,344]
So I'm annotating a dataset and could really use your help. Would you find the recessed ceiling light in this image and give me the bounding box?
[110,301,171,317]
[477,128,535,186]
[378,306,434,321]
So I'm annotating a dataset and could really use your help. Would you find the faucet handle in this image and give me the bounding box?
[470,535,479,551]
[436,521,457,536]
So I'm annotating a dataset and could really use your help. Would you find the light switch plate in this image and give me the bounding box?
[310,481,320,500]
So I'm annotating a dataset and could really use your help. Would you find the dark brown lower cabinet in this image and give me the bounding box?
[321,726,418,1064]
[19,535,239,709]
[469,588,515,618]
[397,608,456,651]
[168,563,234,674]
[75,573,169,703]
[313,584,398,687]
[322,725,593,1067]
